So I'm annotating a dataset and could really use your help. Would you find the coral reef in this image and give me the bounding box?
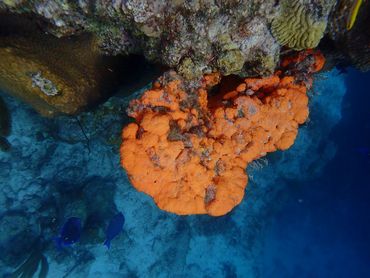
[0,1,282,78]
[0,66,348,276]
[271,0,334,50]
[120,51,325,216]
[0,33,101,116]
[0,0,368,82]
[0,14,101,116]
[0,0,368,272]
[0,14,154,116]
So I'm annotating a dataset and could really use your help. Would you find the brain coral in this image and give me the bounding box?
[120,51,325,216]
[272,0,333,50]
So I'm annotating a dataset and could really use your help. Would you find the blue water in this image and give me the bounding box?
[260,69,370,278]
[0,69,369,277]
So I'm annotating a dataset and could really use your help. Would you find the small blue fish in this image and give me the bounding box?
[104,212,125,249]
[54,217,82,249]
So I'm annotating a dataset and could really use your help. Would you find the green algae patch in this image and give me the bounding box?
[217,49,245,75]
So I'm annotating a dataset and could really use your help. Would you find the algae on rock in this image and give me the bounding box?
[217,50,245,76]
[0,1,283,78]
[0,0,368,81]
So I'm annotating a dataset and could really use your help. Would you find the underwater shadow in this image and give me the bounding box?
[260,68,370,277]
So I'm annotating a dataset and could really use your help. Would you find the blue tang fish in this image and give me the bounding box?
[54,217,82,248]
[104,212,125,249]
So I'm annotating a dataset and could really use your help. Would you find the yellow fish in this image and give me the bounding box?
[346,0,364,30]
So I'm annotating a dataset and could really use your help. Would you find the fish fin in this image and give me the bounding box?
[347,0,363,30]
[104,239,111,249]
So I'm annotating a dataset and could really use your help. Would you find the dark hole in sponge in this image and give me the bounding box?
[207,75,244,111]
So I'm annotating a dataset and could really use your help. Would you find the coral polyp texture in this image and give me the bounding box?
[120,51,325,216]
[271,0,334,50]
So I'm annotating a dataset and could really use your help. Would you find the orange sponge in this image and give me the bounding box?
[120,51,324,216]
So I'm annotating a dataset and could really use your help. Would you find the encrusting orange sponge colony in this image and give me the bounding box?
[120,50,325,216]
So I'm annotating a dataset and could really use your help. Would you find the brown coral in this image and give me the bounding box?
[120,51,324,216]
[0,29,103,116]
[0,14,151,117]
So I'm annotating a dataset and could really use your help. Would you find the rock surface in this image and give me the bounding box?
[1,0,368,78]
[0,0,327,79]
[0,14,160,116]
[0,0,368,119]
